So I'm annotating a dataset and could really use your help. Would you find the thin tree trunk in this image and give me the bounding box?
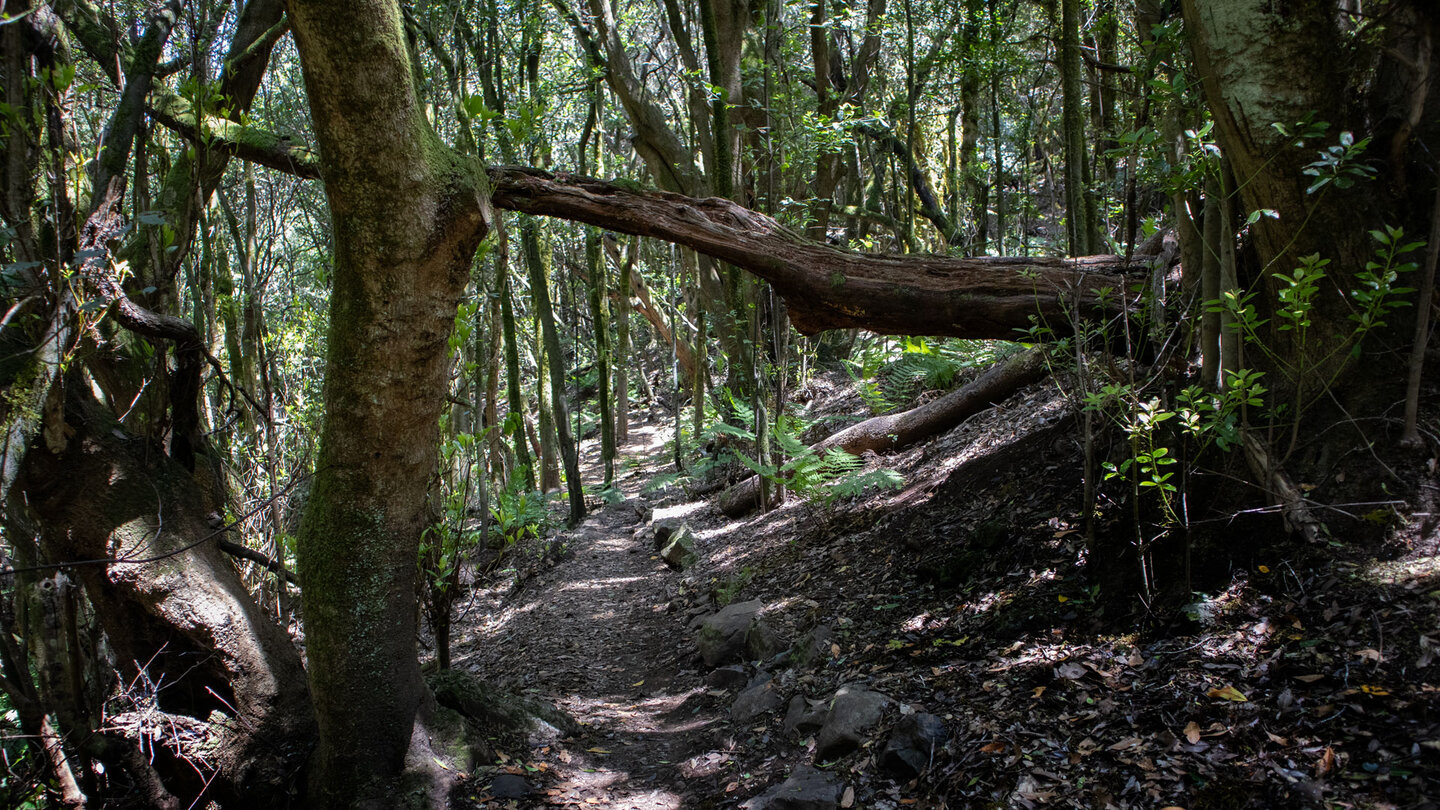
[1199,174,1222,389]
[614,237,633,445]
[1218,164,1240,385]
[1402,180,1440,446]
[990,0,1006,251]
[579,91,615,485]
[586,226,615,485]
[535,294,561,493]
[1060,0,1091,256]
[500,241,537,490]
[524,217,586,525]
[809,0,839,242]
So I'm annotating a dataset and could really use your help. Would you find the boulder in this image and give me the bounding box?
[660,525,698,569]
[879,712,949,777]
[815,685,891,761]
[742,765,844,810]
[782,695,827,739]
[706,665,750,691]
[697,599,763,667]
[787,625,834,669]
[745,616,786,661]
[732,673,785,724]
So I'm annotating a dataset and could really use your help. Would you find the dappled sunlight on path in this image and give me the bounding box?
[454,417,737,808]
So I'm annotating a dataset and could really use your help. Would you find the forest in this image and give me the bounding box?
[1,0,1438,807]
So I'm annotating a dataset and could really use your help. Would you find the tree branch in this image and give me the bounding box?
[855,121,965,246]
[218,539,299,585]
[487,167,1135,339]
[143,120,1137,342]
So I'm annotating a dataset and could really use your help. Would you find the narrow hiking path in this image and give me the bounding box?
[441,382,1440,810]
[451,420,737,808]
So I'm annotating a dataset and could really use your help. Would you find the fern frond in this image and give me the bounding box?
[819,447,863,476]
[826,468,905,501]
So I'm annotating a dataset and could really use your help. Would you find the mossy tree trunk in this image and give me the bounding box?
[1181,0,1436,402]
[524,216,587,524]
[614,237,633,445]
[1059,0,1096,256]
[285,0,490,805]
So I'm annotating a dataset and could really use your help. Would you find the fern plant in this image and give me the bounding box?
[732,411,904,504]
[489,475,551,548]
[848,338,1012,414]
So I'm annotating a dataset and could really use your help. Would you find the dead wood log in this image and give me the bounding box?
[717,348,1049,516]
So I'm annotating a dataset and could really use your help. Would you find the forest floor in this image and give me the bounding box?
[445,372,1440,810]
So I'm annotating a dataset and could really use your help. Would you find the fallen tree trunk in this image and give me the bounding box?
[149,119,1138,341]
[488,168,1132,340]
[717,348,1049,516]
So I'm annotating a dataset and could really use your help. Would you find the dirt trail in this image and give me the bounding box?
[453,421,733,808]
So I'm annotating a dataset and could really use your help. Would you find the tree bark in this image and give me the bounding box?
[157,129,1140,345]
[284,0,491,804]
[19,391,315,806]
[613,236,634,445]
[1060,0,1095,256]
[489,168,1133,339]
[524,216,587,525]
[718,348,1048,515]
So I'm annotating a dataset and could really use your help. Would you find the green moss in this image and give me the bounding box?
[0,358,46,426]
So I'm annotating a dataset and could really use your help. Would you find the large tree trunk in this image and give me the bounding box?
[1181,0,1436,388]
[1180,0,1437,532]
[18,391,315,805]
[718,349,1048,515]
[284,0,490,805]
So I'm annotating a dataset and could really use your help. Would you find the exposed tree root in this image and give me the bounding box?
[1242,431,1327,544]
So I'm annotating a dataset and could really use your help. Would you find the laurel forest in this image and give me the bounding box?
[1,0,1437,807]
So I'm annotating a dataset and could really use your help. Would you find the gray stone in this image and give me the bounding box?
[745,617,786,661]
[490,773,533,798]
[634,525,657,549]
[880,712,949,777]
[660,525,698,569]
[782,695,827,738]
[815,685,891,761]
[526,717,565,746]
[651,517,687,548]
[787,625,834,669]
[697,599,763,667]
[732,673,784,724]
[742,765,843,810]
[706,665,749,690]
